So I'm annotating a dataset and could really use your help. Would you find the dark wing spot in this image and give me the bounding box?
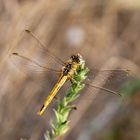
[12,52,18,55]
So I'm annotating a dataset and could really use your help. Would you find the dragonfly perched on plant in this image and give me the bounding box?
[10,30,128,116]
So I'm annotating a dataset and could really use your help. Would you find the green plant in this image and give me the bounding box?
[120,78,140,97]
[44,59,89,140]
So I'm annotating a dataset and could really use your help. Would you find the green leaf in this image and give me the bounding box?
[120,78,140,97]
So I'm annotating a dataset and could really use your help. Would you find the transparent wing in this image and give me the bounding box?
[9,52,63,96]
[24,30,65,65]
[9,29,66,74]
[87,68,129,85]
[9,52,61,78]
[83,68,129,97]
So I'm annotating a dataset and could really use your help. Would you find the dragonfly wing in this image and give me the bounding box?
[24,30,65,65]
[9,52,63,92]
[87,68,129,87]
[83,68,129,97]
[9,29,65,72]
[85,83,121,96]
[10,52,61,76]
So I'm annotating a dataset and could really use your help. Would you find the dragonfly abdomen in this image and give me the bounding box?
[37,75,68,116]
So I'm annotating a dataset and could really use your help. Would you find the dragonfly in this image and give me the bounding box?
[10,30,128,116]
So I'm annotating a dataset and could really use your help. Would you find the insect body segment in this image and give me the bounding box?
[37,75,68,116]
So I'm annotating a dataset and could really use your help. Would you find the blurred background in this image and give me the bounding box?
[0,0,140,140]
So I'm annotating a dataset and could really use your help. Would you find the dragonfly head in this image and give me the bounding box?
[71,54,82,64]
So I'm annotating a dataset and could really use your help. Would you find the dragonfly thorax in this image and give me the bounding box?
[63,54,82,77]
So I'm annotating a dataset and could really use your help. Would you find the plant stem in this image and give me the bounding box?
[45,59,89,140]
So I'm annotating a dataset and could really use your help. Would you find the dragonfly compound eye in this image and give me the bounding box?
[71,54,81,63]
